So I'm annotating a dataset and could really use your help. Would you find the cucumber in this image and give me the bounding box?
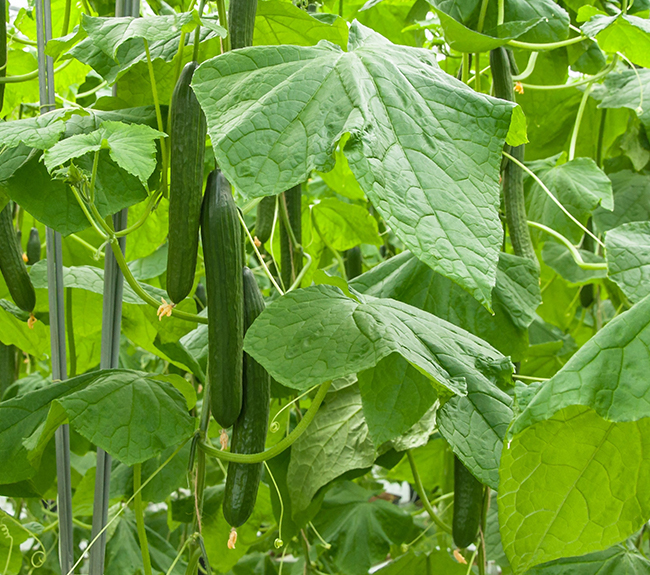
[255,196,275,244]
[201,169,244,428]
[0,205,35,313]
[166,61,207,304]
[0,342,15,399]
[490,47,536,263]
[344,246,362,279]
[26,227,41,265]
[223,267,271,527]
[280,185,302,289]
[228,0,258,50]
[0,0,6,112]
[452,456,484,549]
[194,281,207,312]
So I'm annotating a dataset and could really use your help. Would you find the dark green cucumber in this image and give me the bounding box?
[490,47,536,263]
[194,281,207,312]
[228,0,258,50]
[0,342,15,399]
[223,267,271,527]
[344,246,362,279]
[255,196,275,244]
[0,0,6,113]
[166,61,207,304]
[201,169,244,428]
[26,227,41,265]
[452,456,484,549]
[280,185,302,289]
[0,205,35,313]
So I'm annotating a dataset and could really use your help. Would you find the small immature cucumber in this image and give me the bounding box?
[166,61,207,304]
[201,169,244,428]
[344,246,362,280]
[452,456,484,549]
[0,205,35,313]
[223,267,271,527]
[255,196,276,244]
[26,227,41,265]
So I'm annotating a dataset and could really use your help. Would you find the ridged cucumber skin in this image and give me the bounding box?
[228,0,258,50]
[452,456,484,548]
[223,267,271,527]
[255,196,275,244]
[280,185,302,289]
[0,342,15,399]
[166,61,207,304]
[344,246,362,279]
[0,205,35,313]
[201,169,244,428]
[26,227,41,265]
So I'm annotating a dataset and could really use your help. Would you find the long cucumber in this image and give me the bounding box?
[223,267,271,527]
[452,456,484,549]
[0,204,35,313]
[201,169,244,428]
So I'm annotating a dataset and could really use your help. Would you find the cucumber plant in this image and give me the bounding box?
[1,1,650,575]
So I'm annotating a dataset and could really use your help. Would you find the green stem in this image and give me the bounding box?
[527,221,607,270]
[596,108,608,168]
[477,487,490,575]
[512,51,538,81]
[406,450,452,534]
[507,34,586,51]
[61,0,72,36]
[89,149,100,204]
[192,0,207,62]
[114,192,162,237]
[200,381,332,463]
[216,0,230,52]
[109,239,208,323]
[503,150,605,248]
[70,185,110,240]
[0,59,70,83]
[497,0,505,26]
[8,34,38,46]
[133,463,153,575]
[143,38,168,193]
[521,56,617,90]
[474,52,480,92]
[568,83,594,161]
[462,52,470,84]
[65,288,76,378]
[76,80,107,99]
[67,233,104,256]
[476,0,489,33]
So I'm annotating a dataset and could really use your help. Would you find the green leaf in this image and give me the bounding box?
[506,105,528,146]
[374,550,467,574]
[598,70,650,130]
[358,354,437,446]
[385,436,450,491]
[351,250,539,360]
[254,0,348,47]
[316,133,366,200]
[583,14,650,68]
[542,242,607,285]
[605,222,650,303]
[499,405,650,573]
[525,544,650,574]
[594,170,650,233]
[243,284,512,394]
[80,12,200,59]
[312,198,381,250]
[312,481,415,575]
[287,384,376,513]
[0,109,78,149]
[1,150,147,236]
[525,156,613,244]
[44,121,165,185]
[192,21,514,307]
[511,292,650,435]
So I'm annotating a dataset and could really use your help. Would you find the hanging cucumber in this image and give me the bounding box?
[0,342,15,398]
[344,246,363,279]
[223,267,271,527]
[228,0,258,50]
[26,227,41,265]
[0,0,6,112]
[201,169,244,428]
[166,61,207,304]
[255,196,275,245]
[490,47,536,263]
[280,185,302,289]
[0,204,35,313]
[452,456,484,549]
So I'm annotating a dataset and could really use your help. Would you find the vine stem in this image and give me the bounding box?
[192,0,207,62]
[512,51,538,81]
[200,381,332,463]
[569,83,594,161]
[507,34,586,51]
[134,463,153,575]
[143,38,168,193]
[216,0,230,52]
[406,450,452,534]
[527,221,607,270]
[502,151,605,249]
[0,60,70,83]
[521,55,617,91]
[476,0,489,33]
